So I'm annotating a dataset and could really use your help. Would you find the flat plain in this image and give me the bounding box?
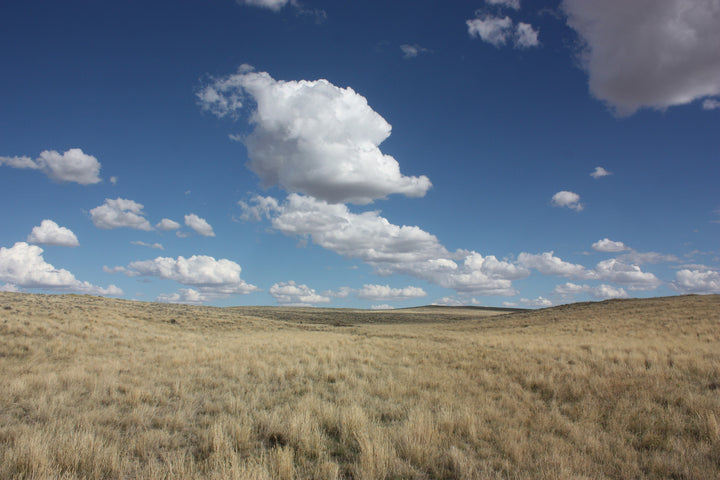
[1,292,718,479]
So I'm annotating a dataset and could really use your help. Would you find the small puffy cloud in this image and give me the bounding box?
[703,98,720,110]
[131,241,164,250]
[615,251,678,265]
[237,0,289,11]
[156,288,207,305]
[184,214,215,237]
[593,259,662,290]
[241,194,523,296]
[198,68,431,204]
[0,148,101,185]
[590,166,612,179]
[553,282,629,299]
[519,250,661,290]
[0,155,37,169]
[156,218,181,231]
[551,191,583,211]
[592,238,628,253]
[370,304,395,310]
[467,15,513,46]
[110,176,118,185]
[0,242,121,295]
[515,23,540,48]
[400,44,431,59]
[562,0,720,115]
[518,251,588,277]
[486,0,520,9]
[519,296,553,308]
[90,198,153,231]
[672,269,720,294]
[357,284,427,301]
[433,296,482,306]
[27,220,79,247]
[269,281,330,306]
[467,15,539,48]
[111,254,258,301]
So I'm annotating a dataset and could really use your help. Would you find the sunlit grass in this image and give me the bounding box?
[1,292,718,479]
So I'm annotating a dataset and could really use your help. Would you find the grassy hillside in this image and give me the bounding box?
[1,292,718,479]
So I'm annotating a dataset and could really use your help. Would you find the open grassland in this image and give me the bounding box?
[1,292,719,479]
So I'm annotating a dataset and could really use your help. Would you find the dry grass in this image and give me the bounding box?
[1,292,719,479]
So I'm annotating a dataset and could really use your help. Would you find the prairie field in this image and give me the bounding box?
[1,292,719,480]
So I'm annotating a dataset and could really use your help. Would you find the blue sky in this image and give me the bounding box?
[1,0,718,308]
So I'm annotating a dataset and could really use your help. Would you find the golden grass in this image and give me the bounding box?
[1,292,718,479]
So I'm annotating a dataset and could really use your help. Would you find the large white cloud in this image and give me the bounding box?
[0,242,121,295]
[241,194,524,296]
[562,0,720,115]
[184,214,215,237]
[27,220,79,247]
[357,284,427,301]
[197,67,431,204]
[111,254,258,298]
[672,269,720,294]
[269,281,330,306]
[90,198,153,231]
[0,148,101,185]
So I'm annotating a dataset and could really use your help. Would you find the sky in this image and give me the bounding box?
[1,0,719,309]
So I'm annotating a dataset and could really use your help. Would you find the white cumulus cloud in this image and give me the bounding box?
[553,282,629,299]
[467,15,514,46]
[237,0,290,11]
[197,67,431,204]
[130,241,164,250]
[515,23,540,48]
[156,218,181,231]
[590,166,612,178]
[356,284,427,301]
[269,281,331,306]
[592,238,628,253]
[241,194,525,296]
[400,44,431,59]
[486,0,520,9]
[27,220,79,247]
[90,198,153,231]
[156,288,208,304]
[562,0,720,115]
[0,148,101,185]
[467,15,539,48]
[519,251,661,290]
[184,214,215,237]
[593,258,662,290]
[518,251,588,277]
[111,254,258,300]
[0,242,121,295]
[551,191,583,211]
[672,269,720,294]
[519,296,553,308]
